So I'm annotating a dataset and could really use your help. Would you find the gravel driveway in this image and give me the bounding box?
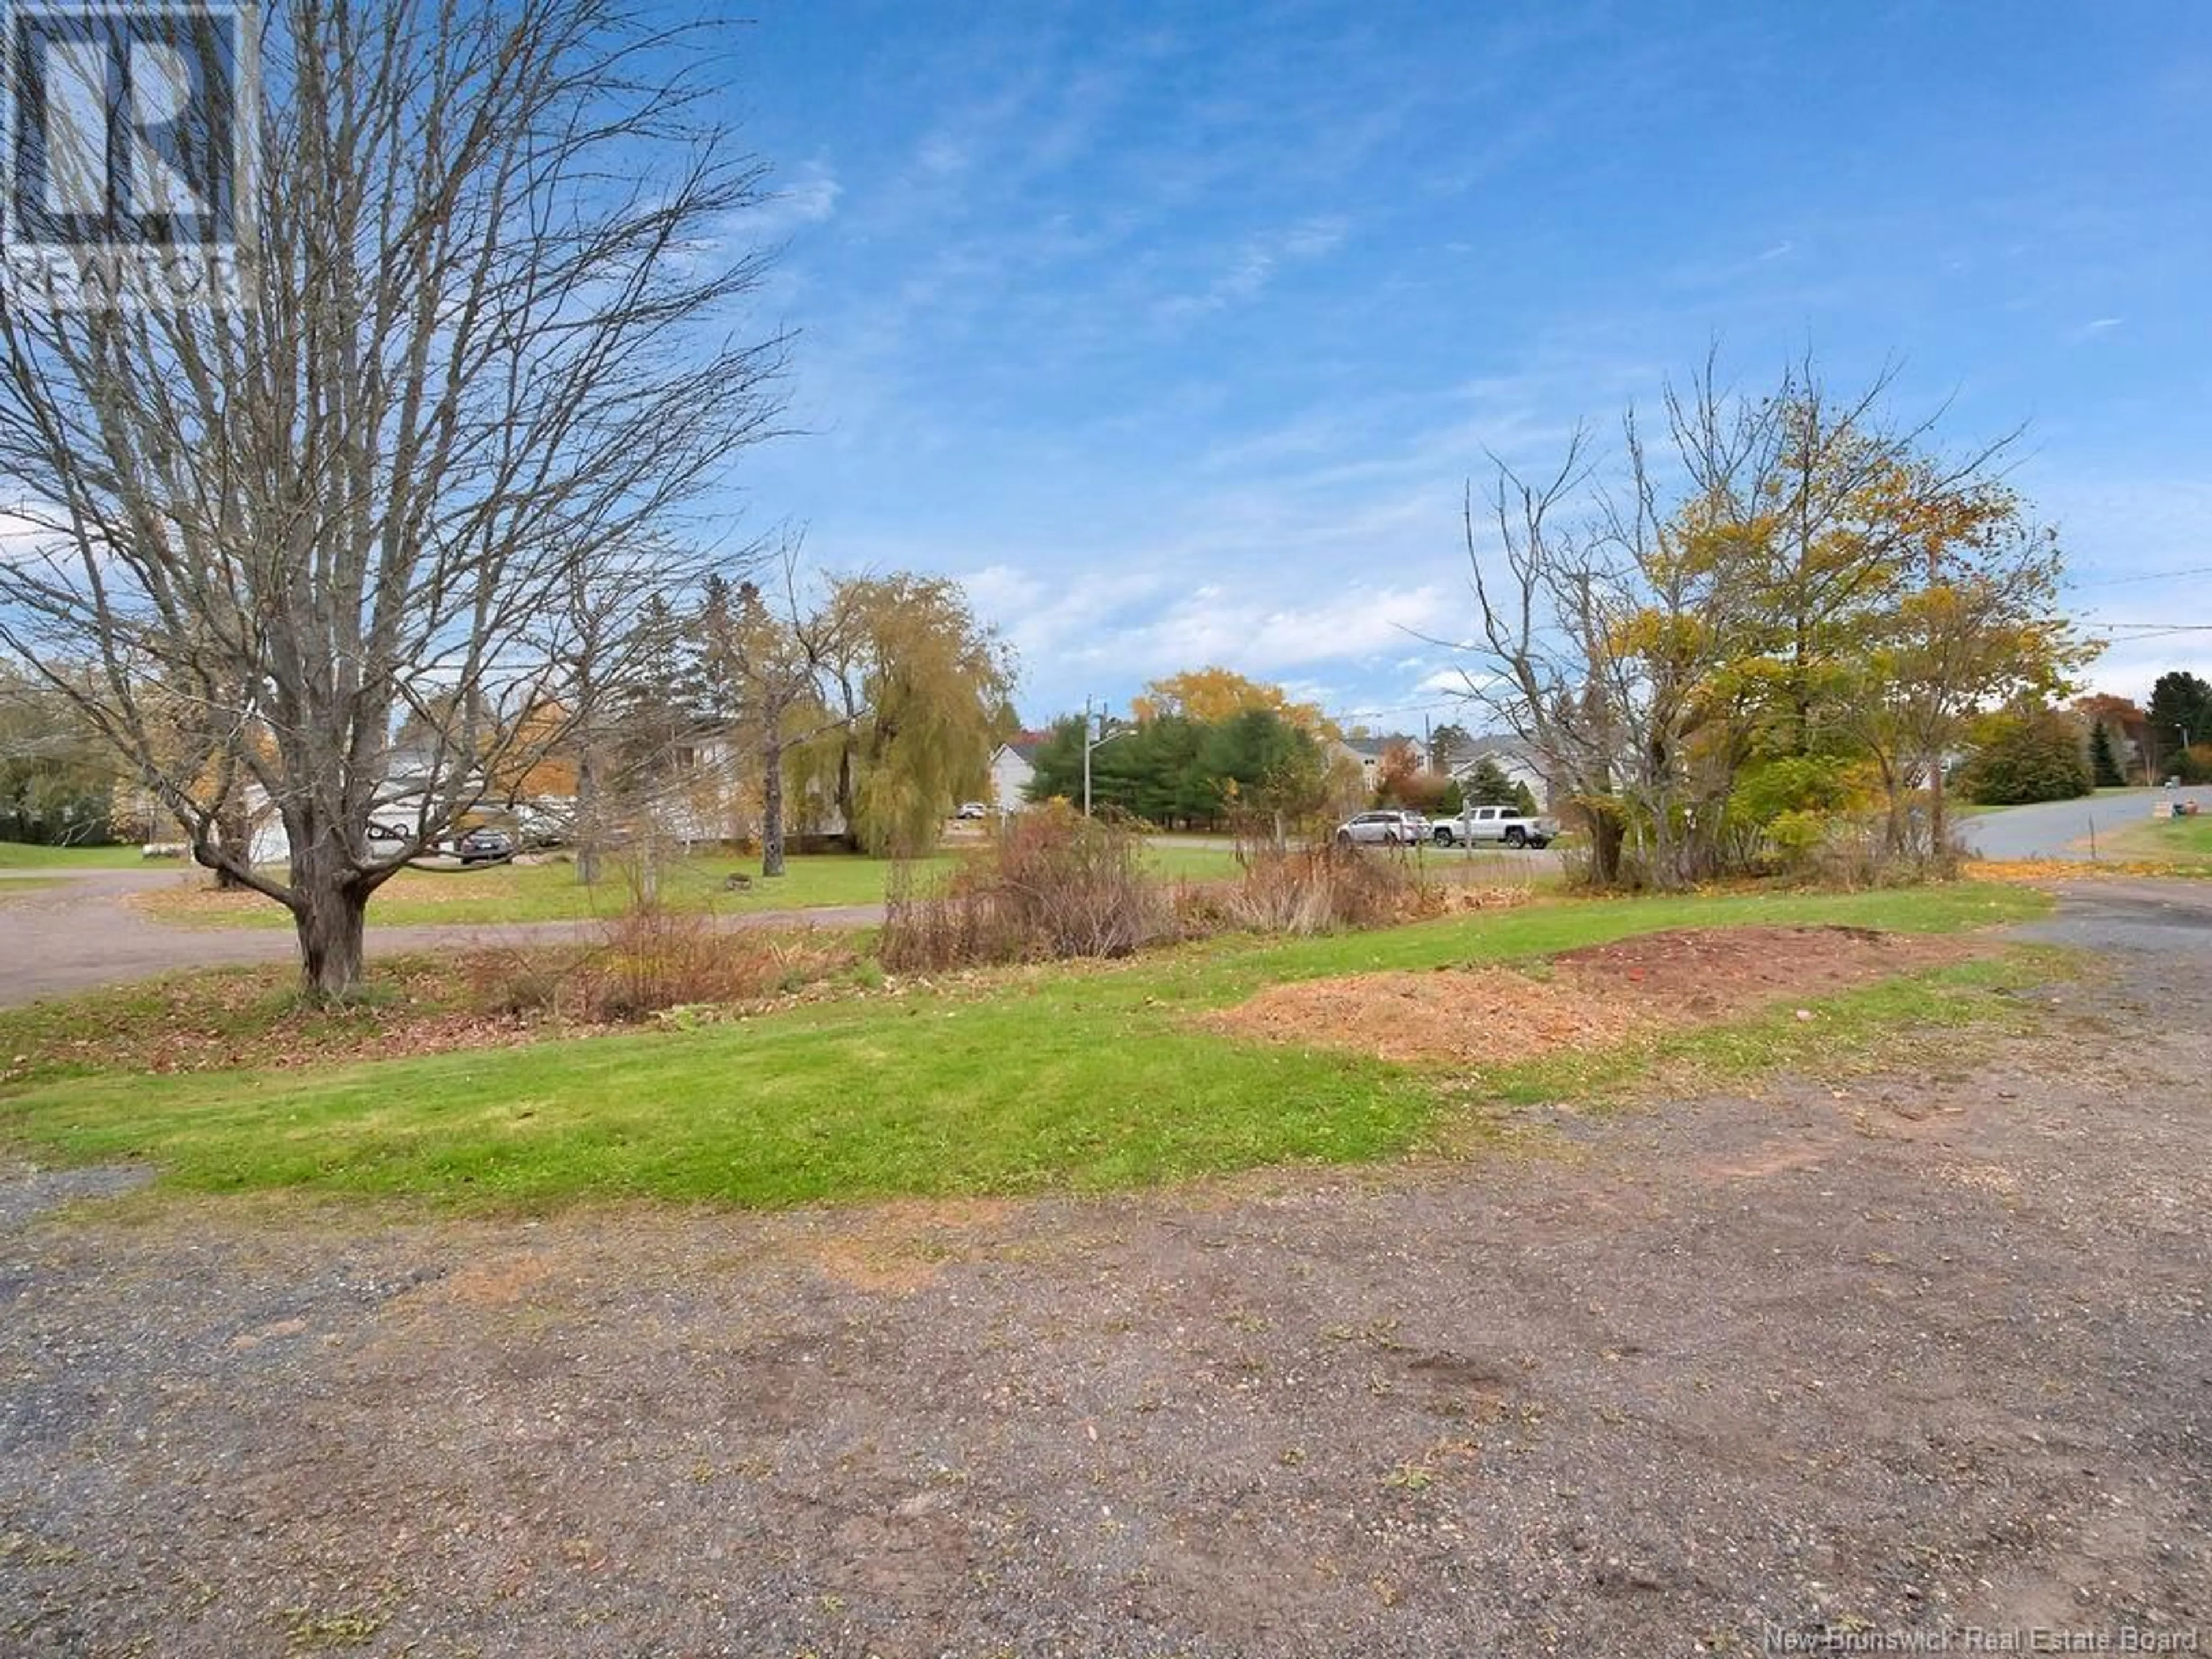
[1,891,2207,1656]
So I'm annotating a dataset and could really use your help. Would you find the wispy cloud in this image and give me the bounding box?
[725,158,842,241]
[1153,215,1349,320]
[955,554,1461,710]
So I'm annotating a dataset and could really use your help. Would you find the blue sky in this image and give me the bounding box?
[717,0,2211,729]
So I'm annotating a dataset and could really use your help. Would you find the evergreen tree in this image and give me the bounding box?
[2148,671,2212,768]
[1022,707,1328,831]
[1961,703,2094,805]
[2089,721,2125,788]
[1461,757,1521,806]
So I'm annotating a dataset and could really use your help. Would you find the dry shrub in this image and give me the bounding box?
[461,945,577,1018]
[1772,810,1964,889]
[463,907,854,1024]
[880,804,1172,971]
[1433,880,1542,917]
[1210,828,1439,935]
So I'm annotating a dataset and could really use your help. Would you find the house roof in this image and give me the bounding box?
[1442,735,1544,778]
[996,729,1052,766]
[1338,734,1419,760]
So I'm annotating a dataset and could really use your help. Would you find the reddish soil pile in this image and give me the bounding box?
[1551,923,1976,1018]
[1210,925,1983,1069]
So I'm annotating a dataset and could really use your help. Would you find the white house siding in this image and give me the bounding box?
[1431,736,1551,806]
[990,745,1037,812]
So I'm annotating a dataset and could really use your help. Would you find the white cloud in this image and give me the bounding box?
[2067,315,2125,342]
[1154,215,1350,320]
[731,159,842,238]
[959,558,1467,717]
[915,135,970,179]
[1414,665,1481,696]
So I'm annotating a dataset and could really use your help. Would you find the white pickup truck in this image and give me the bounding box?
[1431,804,1556,849]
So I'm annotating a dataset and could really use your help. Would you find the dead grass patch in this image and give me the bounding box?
[1210,967,1656,1069]
[1963,859,2173,883]
[1209,925,1988,1070]
[438,1251,560,1308]
[782,1198,1014,1295]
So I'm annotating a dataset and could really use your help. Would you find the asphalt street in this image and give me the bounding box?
[1953,785,2211,861]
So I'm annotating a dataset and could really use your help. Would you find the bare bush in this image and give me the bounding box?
[1802,810,1962,889]
[1206,827,1438,936]
[880,805,1172,971]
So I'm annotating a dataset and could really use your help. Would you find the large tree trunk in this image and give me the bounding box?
[575,744,601,886]
[1926,745,1950,871]
[760,735,787,877]
[1875,753,1908,854]
[294,887,369,1000]
[289,823,370,999]
[1588,804,1625,887]
[834,739,858,851]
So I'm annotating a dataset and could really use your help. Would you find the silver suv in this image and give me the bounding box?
[1335,810,1423,847]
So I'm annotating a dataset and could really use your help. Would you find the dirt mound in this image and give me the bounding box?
[1210,925,1982,1069]
[1551,924,1976,1018]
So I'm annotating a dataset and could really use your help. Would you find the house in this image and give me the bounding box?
[1332,734,1422,791]
[989,730,1051,812]
[1437,734,1551,806]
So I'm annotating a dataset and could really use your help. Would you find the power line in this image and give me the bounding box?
[2067,563,2212,589]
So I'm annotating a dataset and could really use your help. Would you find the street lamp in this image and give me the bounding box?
[1082,699,1130,819]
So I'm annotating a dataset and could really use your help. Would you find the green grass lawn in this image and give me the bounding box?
[0,877,59,900]
[2109,810,2212,865]
[134,843,1254,929]
[0,842,147,869]
[0,881,2050,1210]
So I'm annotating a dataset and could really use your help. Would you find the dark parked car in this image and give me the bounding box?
[455,827,514,864]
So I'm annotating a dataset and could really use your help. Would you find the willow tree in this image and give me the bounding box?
[0,0,786,995]
[805,575,1016,855]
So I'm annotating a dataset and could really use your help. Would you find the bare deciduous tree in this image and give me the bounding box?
[700,541,859,879]
[0,0,786,994]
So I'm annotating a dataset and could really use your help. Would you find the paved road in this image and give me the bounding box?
[0,867,883,1007]
[1955,785,2211,861]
